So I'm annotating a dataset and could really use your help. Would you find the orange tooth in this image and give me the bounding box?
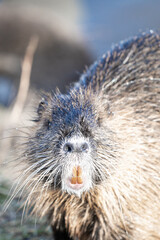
[71,177,77,184]
[77,166,82,177]
[71,166,83,184]
[77,176,83,184]
[72,166,77,177]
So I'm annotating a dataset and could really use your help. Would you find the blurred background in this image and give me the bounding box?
[0,0,160,239]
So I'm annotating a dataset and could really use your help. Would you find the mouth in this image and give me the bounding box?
[62,166,90,196]
[67,166,84,191]
[66,178,84,190]
[65,178,86,197]
[71,166,83,183]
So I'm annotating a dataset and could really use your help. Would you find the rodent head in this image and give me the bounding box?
[25,90,116,197]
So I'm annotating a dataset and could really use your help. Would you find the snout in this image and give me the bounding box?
[61,135,93,196]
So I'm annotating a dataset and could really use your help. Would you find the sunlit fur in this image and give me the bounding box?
[8,31,160,239]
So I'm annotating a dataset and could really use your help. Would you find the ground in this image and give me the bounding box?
[0,175,52,240]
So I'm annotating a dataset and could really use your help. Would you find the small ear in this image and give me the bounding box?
[37,94,49,118]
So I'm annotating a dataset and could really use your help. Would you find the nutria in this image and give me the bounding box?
[10,31,160,240]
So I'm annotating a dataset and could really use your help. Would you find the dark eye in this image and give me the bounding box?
[97,117,102,127]
[45,120,52,130]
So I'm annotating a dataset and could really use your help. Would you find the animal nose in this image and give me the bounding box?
[63,142,89,153]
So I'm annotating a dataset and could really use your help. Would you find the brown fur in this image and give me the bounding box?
[12,31,160,239]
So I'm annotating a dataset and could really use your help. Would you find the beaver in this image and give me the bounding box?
[10,31,160,240]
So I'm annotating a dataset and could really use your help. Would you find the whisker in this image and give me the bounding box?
[3,155,55,211]
[22,163,61,218]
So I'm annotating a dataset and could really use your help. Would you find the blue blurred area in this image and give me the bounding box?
[0,77,16,107]
[80,0,160,57]
[0,0,160,107]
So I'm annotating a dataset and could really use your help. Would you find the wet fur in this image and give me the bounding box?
[11,32,160,239]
